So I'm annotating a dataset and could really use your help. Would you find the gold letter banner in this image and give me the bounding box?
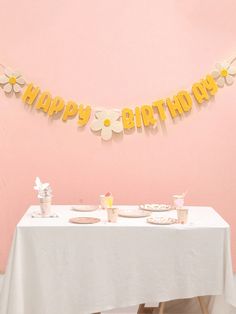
[0,57,235,141]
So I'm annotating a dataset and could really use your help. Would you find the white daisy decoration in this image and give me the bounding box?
[90,110,123,141]
[211,61,236,87]
[0,68,25,94]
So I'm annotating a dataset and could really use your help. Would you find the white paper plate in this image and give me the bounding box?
[71,205,98,212]
[118,209,151,218]
[31,211,58,218]
[140,204,172,212]
[147,217,177,225]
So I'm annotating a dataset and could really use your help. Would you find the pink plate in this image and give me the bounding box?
[69,217,100,224]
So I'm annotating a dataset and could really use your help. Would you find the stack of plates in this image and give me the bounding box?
[31,211,58,218]
[140,204,172,212]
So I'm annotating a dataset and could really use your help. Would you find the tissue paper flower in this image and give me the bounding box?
[0,68,25,93]
[34,177,52,198]
[211,62,236,87]
[90,110,123,141]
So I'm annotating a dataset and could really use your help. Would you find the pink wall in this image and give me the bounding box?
[0,0,236,272]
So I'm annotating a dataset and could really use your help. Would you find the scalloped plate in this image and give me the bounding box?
[147,217,177,225]
[140,204,172,212]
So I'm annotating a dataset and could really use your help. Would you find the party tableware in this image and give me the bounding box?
[100,193,114,209]
[177,208,189,224]
[118,209,151,218]
[146,217,177,225]
[71,205,98,212]
[32,211,58,218]
[173,194,185,209]
[100,195,107,209]
[39,196,52,215]
[106,207,118,223]
[69,217,100,224]
[105,196,113,208]
[140,204,172,212]
[34,177,53,216]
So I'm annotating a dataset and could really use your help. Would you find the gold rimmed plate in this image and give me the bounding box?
[118,209,151,218]
[140,204,172,212]
[147,217,177,225]
[69,217,101,224]
[71,205,98,212]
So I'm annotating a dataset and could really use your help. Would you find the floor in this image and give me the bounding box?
[104,298,208,314]
[0,275,236,314]
[104,297,236,314]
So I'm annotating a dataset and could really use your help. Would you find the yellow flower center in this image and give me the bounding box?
[103,119,111,127]
[9,77,16,85]
[220,68,228,77]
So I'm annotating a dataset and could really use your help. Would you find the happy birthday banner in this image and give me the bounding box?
[0,56,235,140]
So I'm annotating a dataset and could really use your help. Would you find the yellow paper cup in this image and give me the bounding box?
[104,196,113,208]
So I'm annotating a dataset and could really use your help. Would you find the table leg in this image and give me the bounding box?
[197,296,209,314]
[159,302,165,314]
[137,304,156,313]
[137,304,145,313]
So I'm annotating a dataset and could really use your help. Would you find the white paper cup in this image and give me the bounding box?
[177,208,188,224]
[173,195,185,209]
[100,195,107,209]
[107,207,118,223]
[39,197,52,216]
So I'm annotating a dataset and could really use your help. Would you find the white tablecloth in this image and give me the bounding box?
[0,205,236,314]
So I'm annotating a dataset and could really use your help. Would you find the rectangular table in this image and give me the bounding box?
[1,205,236,314]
